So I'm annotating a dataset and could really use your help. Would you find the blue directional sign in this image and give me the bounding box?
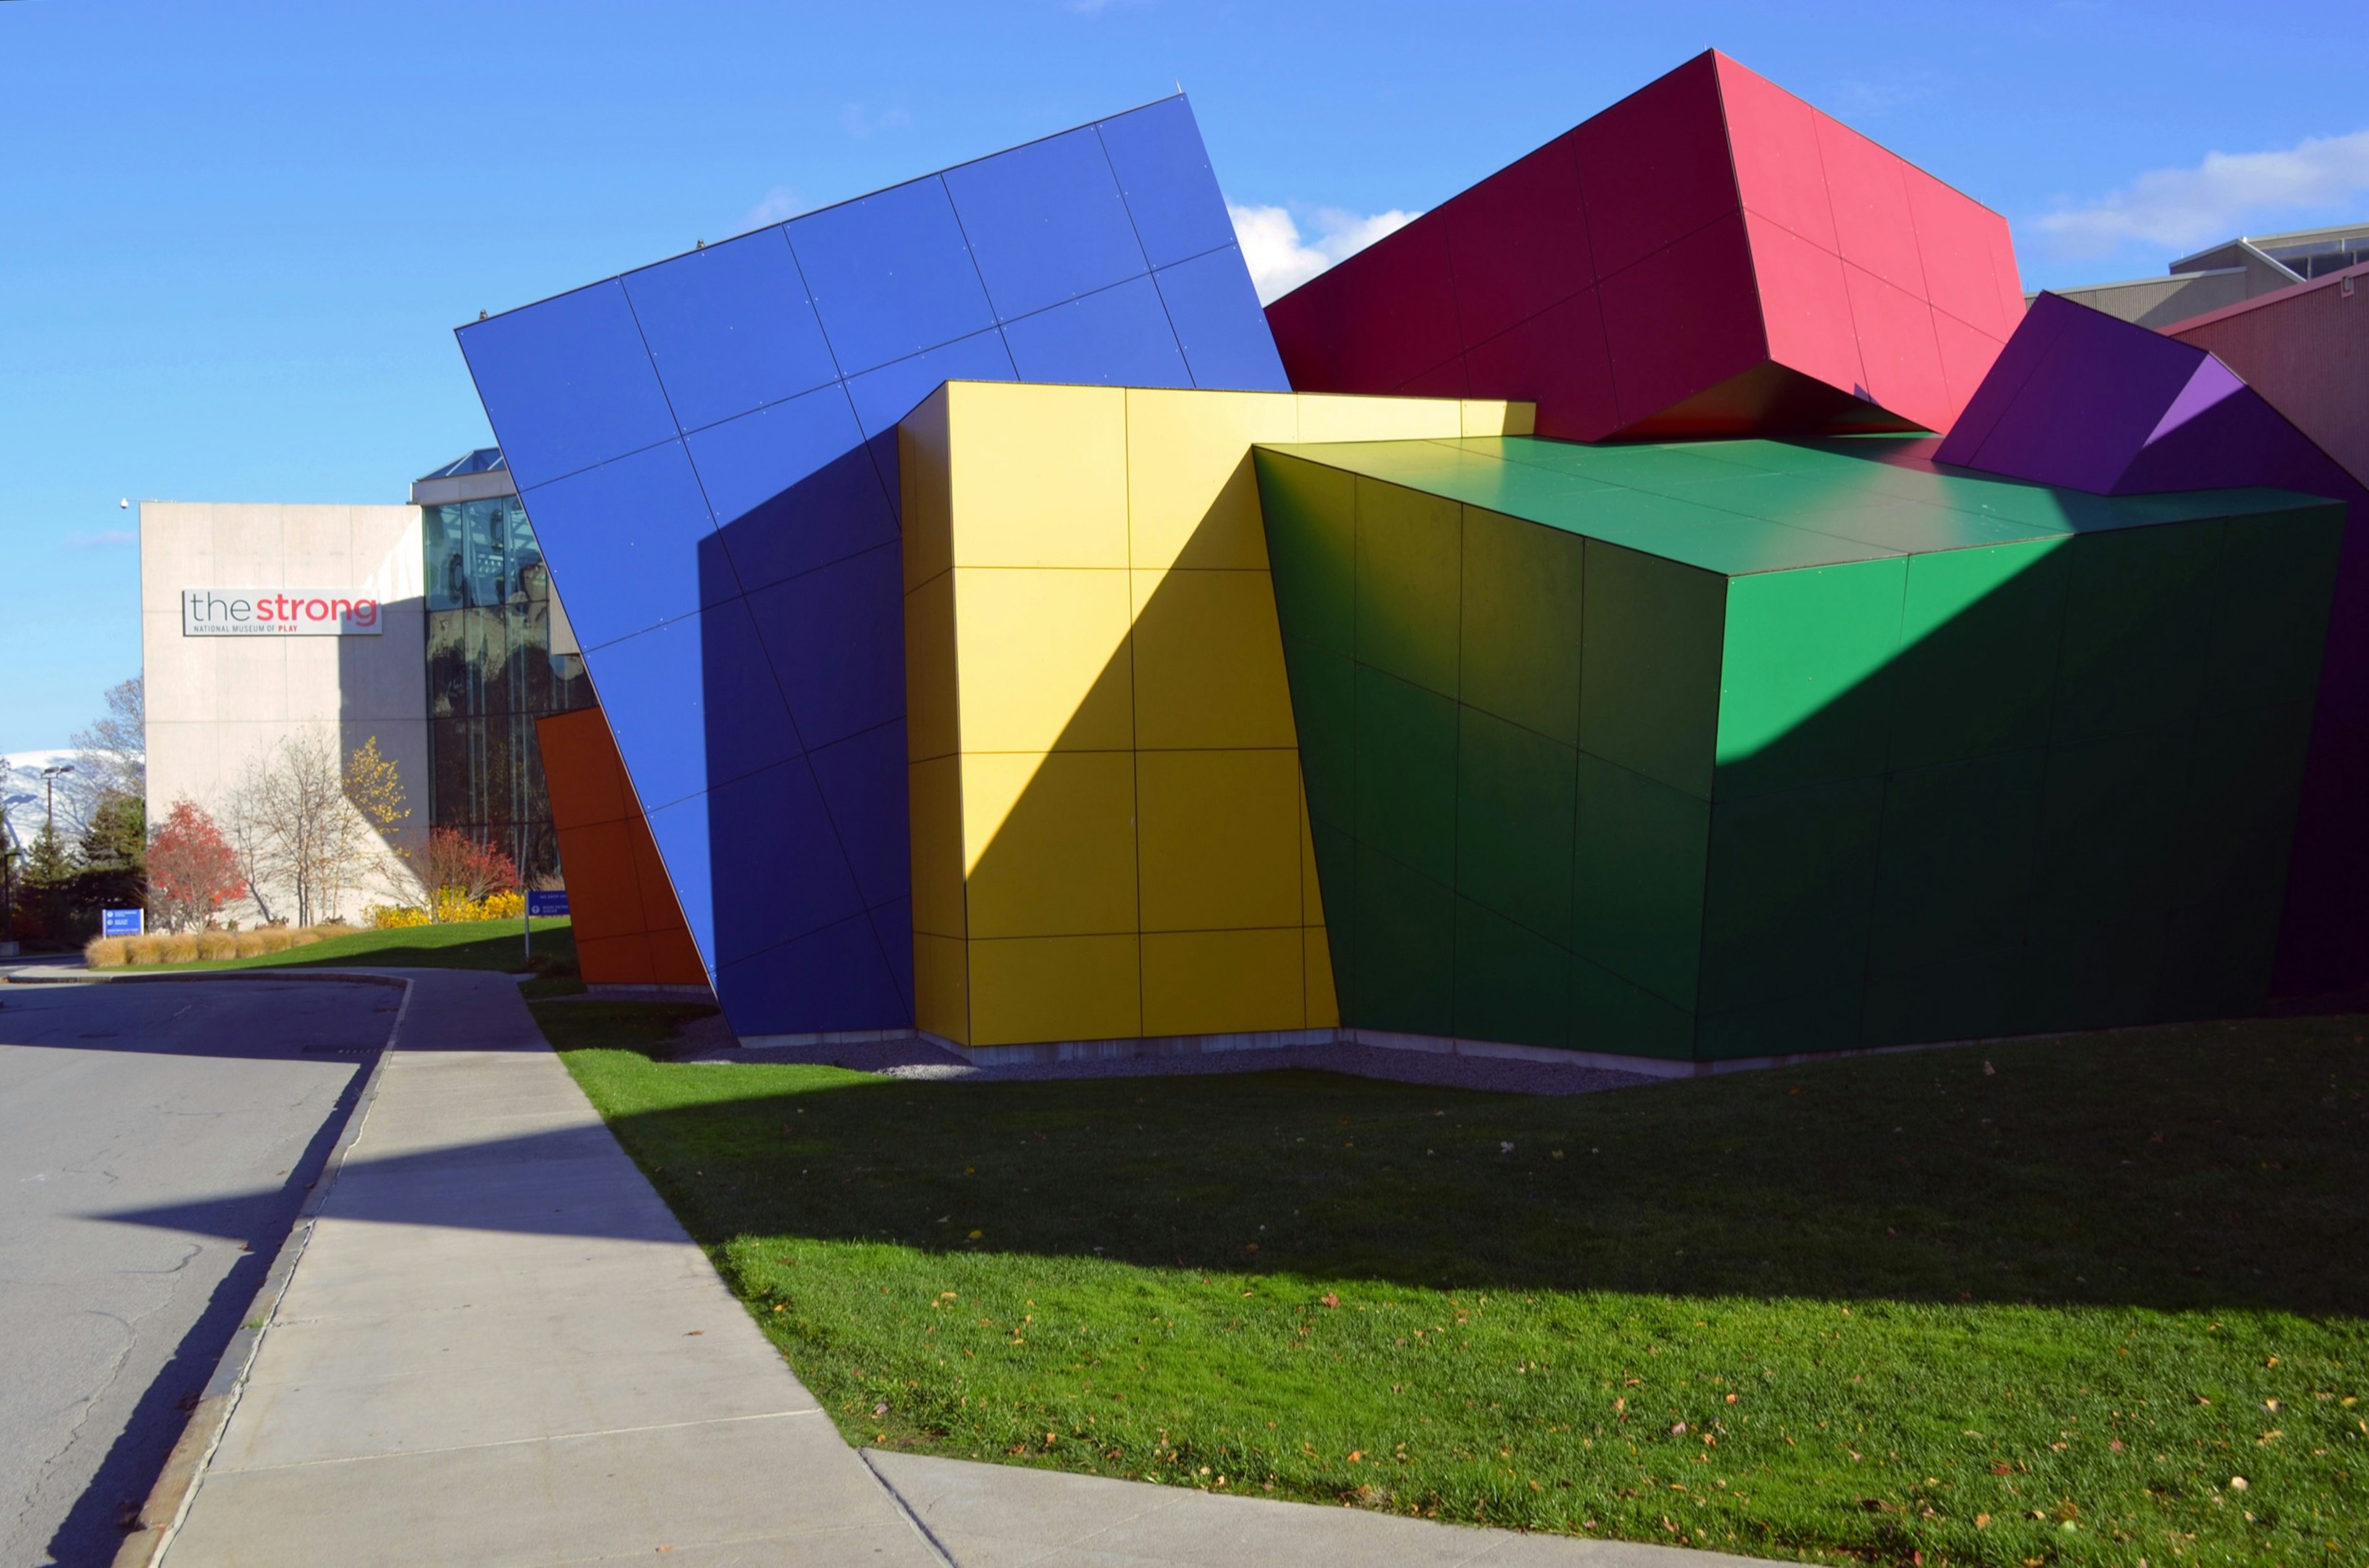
[102,908,144,938]
[526,889,569,919]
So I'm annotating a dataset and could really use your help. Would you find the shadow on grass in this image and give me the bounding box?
[566,1013,2369,1319]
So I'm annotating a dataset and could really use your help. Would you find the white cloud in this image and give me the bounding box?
[839,104,912,139]
[2035,128,2369,257]
[60,529,135,551]
[742,186,804,229]
[1228,203,1422,305]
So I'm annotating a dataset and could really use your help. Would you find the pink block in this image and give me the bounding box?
[1747,210,1866,398]
[1465,287,1619,442]
[1571,53,1739,281]
[1846,262,1951,430]
[1440,134,1595,345]
[1603,212,1766,431]
[1904,163,2016,340]
[1718,55,1838,252]
[1817,118,1927,299]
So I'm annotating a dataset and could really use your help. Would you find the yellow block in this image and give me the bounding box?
[903,569,959,762]
[948,382,1128,567]
[1297,393,1462,443]
[1136,749,1302,933]
[951,567,1133,753]
[1125,388,1299,571]
[899,383,1534,1047]
[906,755,966,939]
[1460,399,1534,436]
[898,389,955,590]
[1142,928,1305,1037]
[1128,569,1297,751]
[961,751,1138,938]
[969,935,1141,1046]
[914,932,970,1045]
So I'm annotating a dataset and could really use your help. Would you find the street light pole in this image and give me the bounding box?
[40,764,74,841]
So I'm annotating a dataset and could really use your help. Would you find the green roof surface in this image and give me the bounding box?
[1255,434,2340,577]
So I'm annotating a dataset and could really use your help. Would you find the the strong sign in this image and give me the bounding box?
[181,590,384,637]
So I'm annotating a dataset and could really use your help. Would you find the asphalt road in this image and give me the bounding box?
[0,978,395,1568]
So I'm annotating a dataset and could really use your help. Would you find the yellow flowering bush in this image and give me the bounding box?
[370,890,527,928]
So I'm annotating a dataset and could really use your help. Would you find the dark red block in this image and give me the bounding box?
[1265,50,2023,439]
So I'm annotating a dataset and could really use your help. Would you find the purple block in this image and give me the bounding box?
[1939,291,2369,997]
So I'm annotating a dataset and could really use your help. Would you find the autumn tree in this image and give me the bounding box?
[416,827,519,917]
[148,801,246,931]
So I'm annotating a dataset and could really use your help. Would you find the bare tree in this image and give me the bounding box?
[223,734,379,926]
[71,677,146,804]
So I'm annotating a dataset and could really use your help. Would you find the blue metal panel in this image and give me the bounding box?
[457,280,676,490]
[688,384,894,593]
[705,759,866,968]
[945,126,1147,321]
[788,177,995,377]
[518,440,716,653]
[642,792,717,972]
[806,719,912,910]
[580,617,715,813]
[1001,274,1189,387]
[623,228,840,435]
[843,328,1019,437]
[697,594,806,790]
[464,100,1292,1042]
[1154,247,1292,392]
[867,895,917,1013]
[743,543,905,751]
[1099,97,1238,270]
[715,911,909,1037]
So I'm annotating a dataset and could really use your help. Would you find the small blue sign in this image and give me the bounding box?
[102,908,145,938]
[527,889,569,918]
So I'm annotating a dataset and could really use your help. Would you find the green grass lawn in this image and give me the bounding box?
[551,1013,2369,1566]
[102,916,579,984]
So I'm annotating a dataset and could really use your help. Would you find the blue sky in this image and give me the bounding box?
[7,0,2368,748]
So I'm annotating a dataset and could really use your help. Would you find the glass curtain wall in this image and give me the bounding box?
[423,496,593,878]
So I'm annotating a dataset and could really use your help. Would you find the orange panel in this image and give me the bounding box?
[536,707,708,989]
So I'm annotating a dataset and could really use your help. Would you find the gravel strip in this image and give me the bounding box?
[683,1034,1654,1097]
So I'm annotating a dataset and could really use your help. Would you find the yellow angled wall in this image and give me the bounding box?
[899,383,1531,1047]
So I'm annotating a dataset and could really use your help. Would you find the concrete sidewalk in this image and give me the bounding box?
[157,970,1747,1568]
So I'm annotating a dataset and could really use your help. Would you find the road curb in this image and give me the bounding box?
[107,973,414,1568]
[6,967,412,991]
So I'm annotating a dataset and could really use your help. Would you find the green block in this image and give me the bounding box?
[1254,433,2338,1060]
[2053,520,2222,742]
[1453,898,1572,1050]
[1579,542,1724,799]
[2178,702,2315,908]
[1571,753,1710,1010]
[1714,558,1906,799]
[1354,667,1458,885]
[1571,956,1695,1061]
[1310,821,1359,1018]
[1889,540,2069,769]
[1699,777,1884,1013]
[1455,709,1576,947]
[1867,748,2047,979]
[1696,984,1863,1061]
[1459,505,1584,744]
[1280,640,1355,832]
[1354,477,1461,698]
[1254,450,1355,658]
[1352,845,1455,1038]
[2032,721,2195,931]
[2204,505,2344,713]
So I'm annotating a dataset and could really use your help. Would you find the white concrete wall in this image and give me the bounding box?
[142,502,429,924]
